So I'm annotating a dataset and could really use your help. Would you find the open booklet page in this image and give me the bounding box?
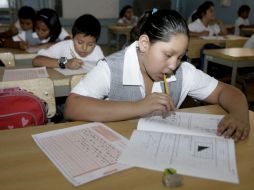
[32,122,130,187]
[137,112,224,137]
[119,112,239,183]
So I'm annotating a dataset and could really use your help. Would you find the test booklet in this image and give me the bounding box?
[3,67,49,81]
[54,61,96,76]
[118,112,239,184]
[32,122,130,187]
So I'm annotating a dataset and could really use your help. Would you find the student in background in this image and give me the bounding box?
[234,5,254,36]
[12,8,70,51]
[243,34,254,48]
[32,14,104,70]
[188,1,227,37]
[0,6,35,38]
[117,5,138,27]
[65,9,249,142]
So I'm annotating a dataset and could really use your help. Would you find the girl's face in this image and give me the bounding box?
[20,18,33,31]
[139,33,188,82]
[73,34,96,57]
[204,6,215,21]
[125,8,134,20]
[35,20,50,40]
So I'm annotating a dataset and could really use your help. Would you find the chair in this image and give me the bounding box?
[70,74,84,90]
[0,52,15,67]
[0,78,56,118]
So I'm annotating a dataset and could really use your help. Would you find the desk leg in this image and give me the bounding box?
[231,62,238,85]
[203,55,208,73]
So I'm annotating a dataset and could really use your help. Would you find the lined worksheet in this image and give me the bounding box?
[119,130,238,183]
[3,67,48,81]
[32,123,130,186]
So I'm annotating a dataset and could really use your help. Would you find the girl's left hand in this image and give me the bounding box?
[217,115,250,142]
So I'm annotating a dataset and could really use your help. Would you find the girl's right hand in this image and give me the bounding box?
[137,92,175,117]
[66,58,83,70]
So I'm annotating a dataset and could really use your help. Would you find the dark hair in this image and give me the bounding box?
[35,8,62,42]
[18,6,36,20]
[196,1,214,19]
[119,5,133,18]
[238,5,250,16]
[130,9,189,44]
[72,14,101,41]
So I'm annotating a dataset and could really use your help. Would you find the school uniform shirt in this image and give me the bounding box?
[244,34,254,48]
[117,16,138,26]
[188,18,220,36]
[12,27,69,43]
[234,17,250,35]
[72,41,218,108]
[37,39,104,63]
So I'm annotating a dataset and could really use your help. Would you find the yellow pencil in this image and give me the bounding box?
[163,74,170,96]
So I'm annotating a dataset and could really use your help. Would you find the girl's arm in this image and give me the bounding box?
[204,81,250,141]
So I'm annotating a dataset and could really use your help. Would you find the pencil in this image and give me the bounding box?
[163,74,170,96]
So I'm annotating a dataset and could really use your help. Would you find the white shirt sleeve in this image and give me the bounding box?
[71,60,111,99]
[58,27,70,40]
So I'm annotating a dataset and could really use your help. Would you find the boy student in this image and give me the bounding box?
[0,6,35,38]
[65,9,249,142]
[32,14,104,69]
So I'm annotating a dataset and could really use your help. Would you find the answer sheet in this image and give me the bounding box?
[119,130,239,183]
[54,61,96,76]
[3,67,48,81]
[32,123,130,186]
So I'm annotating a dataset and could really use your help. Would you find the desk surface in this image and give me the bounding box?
[204,48,254,61]
[0,47,36,60]
[188,35,248,59]
[0,105,254,190]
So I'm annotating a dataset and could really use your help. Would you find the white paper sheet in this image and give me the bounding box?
[137,112,224,137]
[32,122,130,187]
[200,36,225,40]
[54,61,96,76]
[3,67,49,81]
[119,112,239,184]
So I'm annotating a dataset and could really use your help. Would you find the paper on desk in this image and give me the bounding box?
[3,67,48,81]
[32,122,130,187]
[200,36,225,40]
[119,112,239,184]
[54,61,96,76]
[119,130,238,184]
[137,112,224,137]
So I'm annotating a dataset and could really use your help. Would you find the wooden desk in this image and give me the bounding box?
[188,35,248,59]
[0,48,36,60]
[107,24,132,49]
[0,105,254,190]
[0,66,72,97]
[203,48,254,85]
[240,28,254,37]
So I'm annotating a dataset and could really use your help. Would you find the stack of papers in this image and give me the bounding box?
[118,112,239,184]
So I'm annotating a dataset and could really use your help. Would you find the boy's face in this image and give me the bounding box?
[139,33,188,82]
[20,18,33,31]
[35,21,50,40]
[73,34,97,57]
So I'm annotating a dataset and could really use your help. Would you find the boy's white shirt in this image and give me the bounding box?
[72,41,218,108]
[37,39,104,62]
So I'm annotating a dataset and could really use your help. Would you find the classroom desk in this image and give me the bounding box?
[107,24,132,49]
[240,28,254,37]
[0,47,36,60]
[0,65,73,97]
[0,105,253,190]
[203,48,254,85]
[188,35,248,60]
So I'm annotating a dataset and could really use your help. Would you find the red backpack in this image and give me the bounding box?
[0,87,48,130]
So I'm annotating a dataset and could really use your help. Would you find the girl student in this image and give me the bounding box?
[65,9,250,142]
[13,8,70,51]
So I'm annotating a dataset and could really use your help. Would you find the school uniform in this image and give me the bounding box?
[37,39,104,63]
[117,16,138,26]
[72,41,218,108]
[12,27,69,44]
[244,34,254,48]
[234,17,250,35]
[188,18,220,36]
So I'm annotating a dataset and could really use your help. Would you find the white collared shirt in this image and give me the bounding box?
[188,18,220,36]
[72,41,218,108]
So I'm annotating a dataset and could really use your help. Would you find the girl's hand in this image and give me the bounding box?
[137,92,175,117]
[19,41,29,50]
[66,58,83,70]
[217,115,250,142]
